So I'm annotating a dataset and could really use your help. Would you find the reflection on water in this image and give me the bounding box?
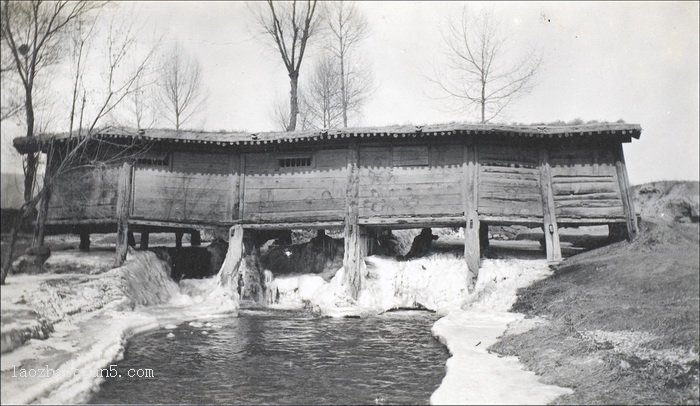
[90,309,448,405]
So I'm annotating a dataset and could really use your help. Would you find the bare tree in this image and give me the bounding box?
[0,39,23,121]
[86,16,156,134]
[301,53,343,129]
[130,76,157,129]
[254,0,320,131]
[326,1,372,128]
[1,0,101,204]
[67,15,97,137]
[432,8,542,123]
[271,93,311,131]
[1,9,156,284]
[157,42,206,131]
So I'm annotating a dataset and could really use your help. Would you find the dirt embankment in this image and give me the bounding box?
[633,180,699,223]
[491,181,700,404]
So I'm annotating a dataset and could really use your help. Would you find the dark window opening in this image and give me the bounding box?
[279,157,312,168]
[136,151,169,167]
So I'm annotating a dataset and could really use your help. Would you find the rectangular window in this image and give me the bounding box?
[278,156,312,168]
[136,151,169,167]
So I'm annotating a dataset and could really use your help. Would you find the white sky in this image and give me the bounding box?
[1,1,698,186]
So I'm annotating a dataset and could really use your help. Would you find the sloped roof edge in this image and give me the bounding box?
[13,121,642,154]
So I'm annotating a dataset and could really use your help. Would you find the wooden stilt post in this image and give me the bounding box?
[191,230,201,246]
[79,229,91,252]
[115,162,133,267]
[127,231,136,247]
[343,141,364,298]
[479,222,489,252]
[614,143,639,240]
[463,141,480,289]
[217,225,245,293]
[140,232,149,250]
[237,153,246,220]
[175,231,183,249]
[539,147,562,263]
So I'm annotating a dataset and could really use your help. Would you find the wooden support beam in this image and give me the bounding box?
[127,231,136,247]
[217,225,245,294]
[538,148,562,263]
[191,230,201,246]
[479,223,489,252]
[229,153,238,220]
[114,162,133,267]
[140,232,149,250]
[343,141,364,298]
[79,229,90,252]
[463,142,480,289]
[237,153,246,220]
[614,143,638,240]
[175,231,183,249]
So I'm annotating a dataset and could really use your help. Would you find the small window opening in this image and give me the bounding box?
[136,152,169,167]
[279,156,312,168]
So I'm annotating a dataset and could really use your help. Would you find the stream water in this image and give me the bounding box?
[89,309,448,405]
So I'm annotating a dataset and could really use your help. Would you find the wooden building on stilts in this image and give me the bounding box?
[14,122,642,297]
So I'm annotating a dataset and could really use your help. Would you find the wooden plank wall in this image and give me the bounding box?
[477,144,544,219]
[243,149,348,222]
[47,165,121,221]
[357,144,463,218]
[131,152,235,223]
[45,141,632,230]
[549,146,625,221]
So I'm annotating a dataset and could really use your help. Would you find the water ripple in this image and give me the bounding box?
[90,310,448,405]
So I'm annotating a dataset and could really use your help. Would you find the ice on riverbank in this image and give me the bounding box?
[1,249,239,405]
[431,259,574,405]
[267,255,573,404]
[268,253,470,315]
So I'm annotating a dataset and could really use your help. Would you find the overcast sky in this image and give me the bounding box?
[1,1,698,186]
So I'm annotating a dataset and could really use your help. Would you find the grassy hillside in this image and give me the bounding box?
[491,181,700,404]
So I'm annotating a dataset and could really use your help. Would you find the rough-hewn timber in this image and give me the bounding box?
[539,147,562,263]
[463,141,480,288]
[114,163,133,267]
[344,142,364,298]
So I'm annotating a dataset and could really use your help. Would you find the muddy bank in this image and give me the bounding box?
[490,221,700,404]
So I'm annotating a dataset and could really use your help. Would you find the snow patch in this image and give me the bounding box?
[268,253,471,316]
[430,258,573,405]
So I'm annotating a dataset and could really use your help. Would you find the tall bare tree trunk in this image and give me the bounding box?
[480,82,486,124]
[288,72,299,131]
[340,54,347,128]
[1,200,37,285]
[1,219,20,285]
[24,87,37,203]
[33,184,50,247]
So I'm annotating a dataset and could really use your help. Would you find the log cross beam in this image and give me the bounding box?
[463,141,480,289]
[538,147,562,263]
